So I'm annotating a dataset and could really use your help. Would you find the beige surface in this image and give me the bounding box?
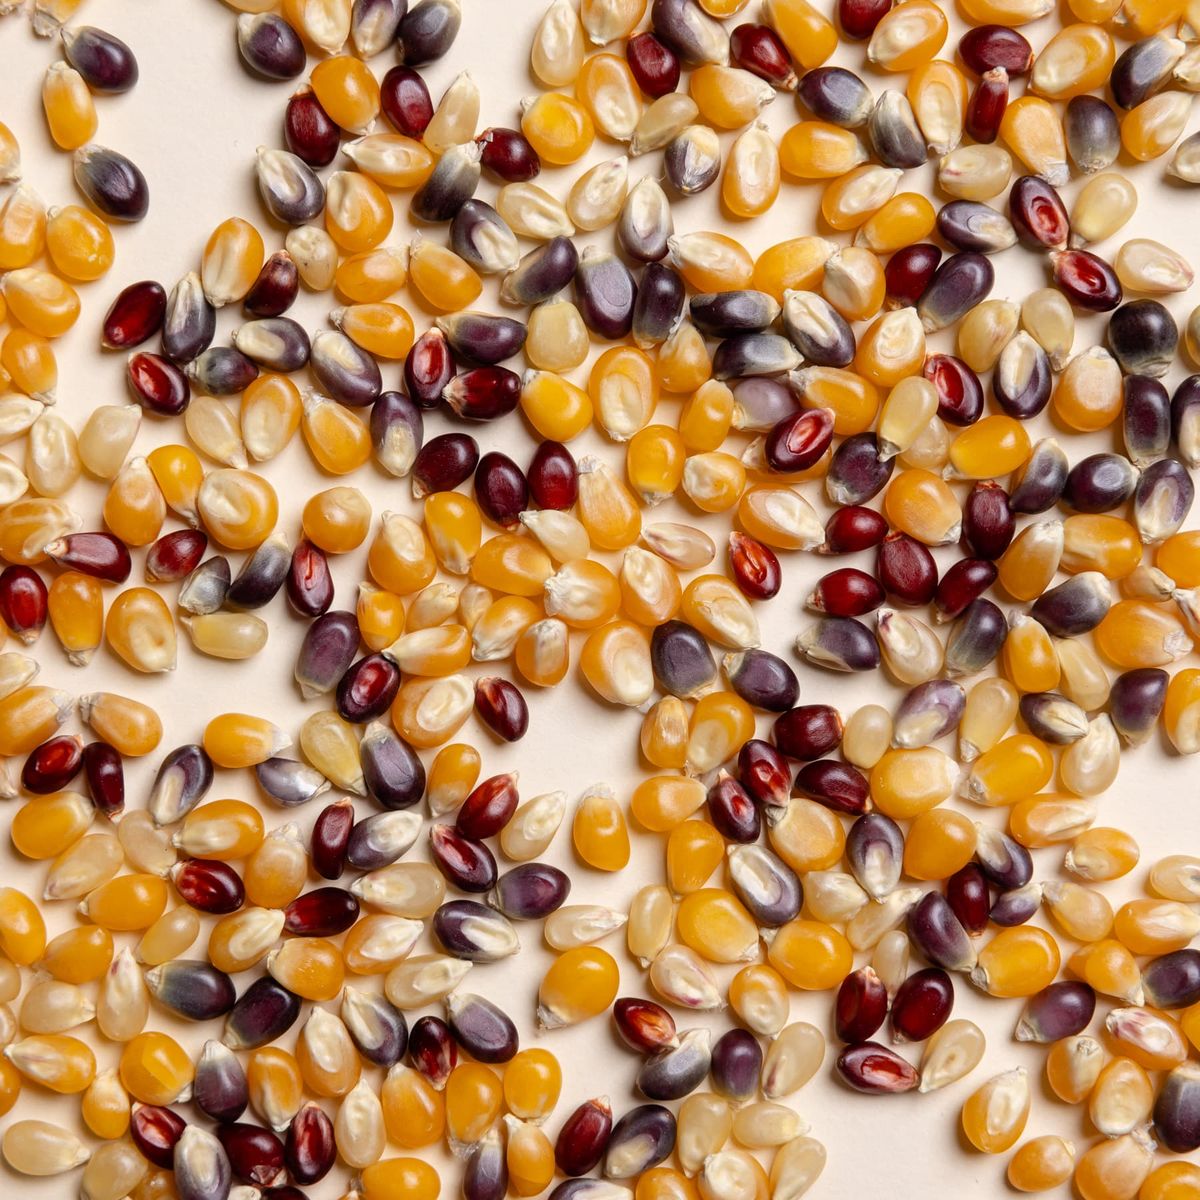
[0,0,1198,1195]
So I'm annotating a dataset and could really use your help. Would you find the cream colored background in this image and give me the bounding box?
[0,0,1198,1195]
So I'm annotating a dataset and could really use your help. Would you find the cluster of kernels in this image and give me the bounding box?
[7,0,1200,1193]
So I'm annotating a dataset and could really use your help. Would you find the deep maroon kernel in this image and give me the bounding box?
[625,32,680,97]
[737,739,792,811]
[456,773,519,841]
[817,505,888,554]
[283,887,360,936]
[933,558,997,622]
[476,127,541,182]
[1050,248,1123,312]
[884,243,941,310]
[380,65,434,138]
[173,859,246,915]
[729,23,797,88]
[825,433,893,505]
[336,653,402,723]
[283,85,340,167]
[128,351,189,415]
[217,1122,286,1187]
[707,773,761,842]
[224,977,302,1050]
[964,66,1007,143]
[837,0,892,38]
[311,798,354,880]
[958,24,1033,75]
[923,353,984,426]
[475,452,529,528]
[286,538,334,618]
[962,480,1015,559]
[146,529,208,583]
[412,432,480,498]
[404,326,456,409]
[764,408,835,473]
[475,676,529,742]
[429,824,498,892]
[527,440,578,510]
[794,759,870,815]
[443,366,522,421]
[1009,174,1070,251]
[131,1105,186,1169]
[243,250,300,318]
[409,1015,458,1087]
[46,531,132,582]
[728,531,781,600]
[83,740,124,817]
[946,862,991,935]
[556,1096,614,1177]
[877,532,938,606]
[710,1029,762,1101]
[835,967,888,1042]
[807,567,884,617]
[285,1102,336,1186]
[890,967,954,1042]
[773,704,843,761]
[0,565,47,642]
[101,279,166,349]
[21,734,83,794]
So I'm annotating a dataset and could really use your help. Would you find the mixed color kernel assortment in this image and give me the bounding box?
[3,0,1200,1195]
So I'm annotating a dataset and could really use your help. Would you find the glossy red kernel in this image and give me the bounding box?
[380,65,434,138]
[145,529,208,583]
[835,966,888,1042]
[0,565,48,642]
[173,858,246,915]
[817,505,888,554]
[807,566,885,617]
[527,440,578,510]
[474,677,529,742]
[729,23,797,88]
[476,127,542,181]
[311,797,354,880]
[127,351,190,416]
[283,887,360,936]
[625,32,680,97]
[21,734,84,794]
[933,557,998,621]
[837,0,893,37]
[728,531,781,600]
[101,279,166,350]
[876,532,938,605]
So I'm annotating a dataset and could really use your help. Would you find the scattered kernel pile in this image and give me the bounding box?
[3,0,1200,1195]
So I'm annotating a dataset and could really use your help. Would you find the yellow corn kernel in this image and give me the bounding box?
[998,522,1064,602]
[390,676,473,750]
[630,775,707,833]
[0,186,45,272]
[962,1068,1030,1153]
[76,692,161,761]
[518,371,591,443]
[1045,1034,1105,1104]
[678,380,733,454]
[209,909,286,975]
[344,133,433,190]
[521,92,594,165]
[669,232,754,292]
[972,927,1061,997]
[1,268,80,338]
[1010,794,1097,848]
[1031,24,1113,101]
[620,546,681,626]
[868,0,947,70]
[867,746,956,819]
[656,320,712,395]
[884,468,961,545]
[820,246,886,322]
[961,733,1052,806]
[543,559,620,631]
[445,1061,502,1150]
[769,798,846,873]
[765,0,835,64]
[639,697,689,771]
[103,457,166,547]
[1,332,54,404]
[1123,91,1193,162]
[0,888,45,966]
[780,121,866,180]
[723,123,780,218]
[6,1034,95,1094]
[1140,1163,1200,1200]
[137,907,200,967]
[1000,96,1068,185]
[537,946,619,1027]
[680,574,759,648]
[357,584,405,652]
[424,493,481,577]
[81,1068,130,1140]
[573,784,630,871]
[505,1117,555,1196]
[1095,600,1193,668]
[203,713,290,770]
[408,238,482,312]
[11,790,92,859]
[665,822,725,896]
[503,1047,561,1124]
[470,532,552,596]
[382,1065,445,1148]
[688,64,774,129]
[767,919,853,991]
[1052,346,1123,432]
[267,938,344,1003]
[105,587,175,674]
[335,245,408,304]
[947,415,1031,480]
[903,808,977,881]
[856,192,936,254]
[1075,1131,1156,1200]
[239,373,301,463]
[202,217,264,309]
[325,170,392,253]
[1115,898,1200,955]
[301,391,371,476]
[330,302,414,362]
[196,468,278,549]
[46,571,101,666]
[119,1032,193,1106]
[42,62,96,149]
[514,618,569,687]
[752,236,834,302]
[311,54,380,133]
[1062,514,1141,580]
[677,889,759,964]
[176,799,265,860]
[576,52,642,140]
[907,60,967,155]
[41,925,111,984]
[687,690,755,775]
[369,512,436,596]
